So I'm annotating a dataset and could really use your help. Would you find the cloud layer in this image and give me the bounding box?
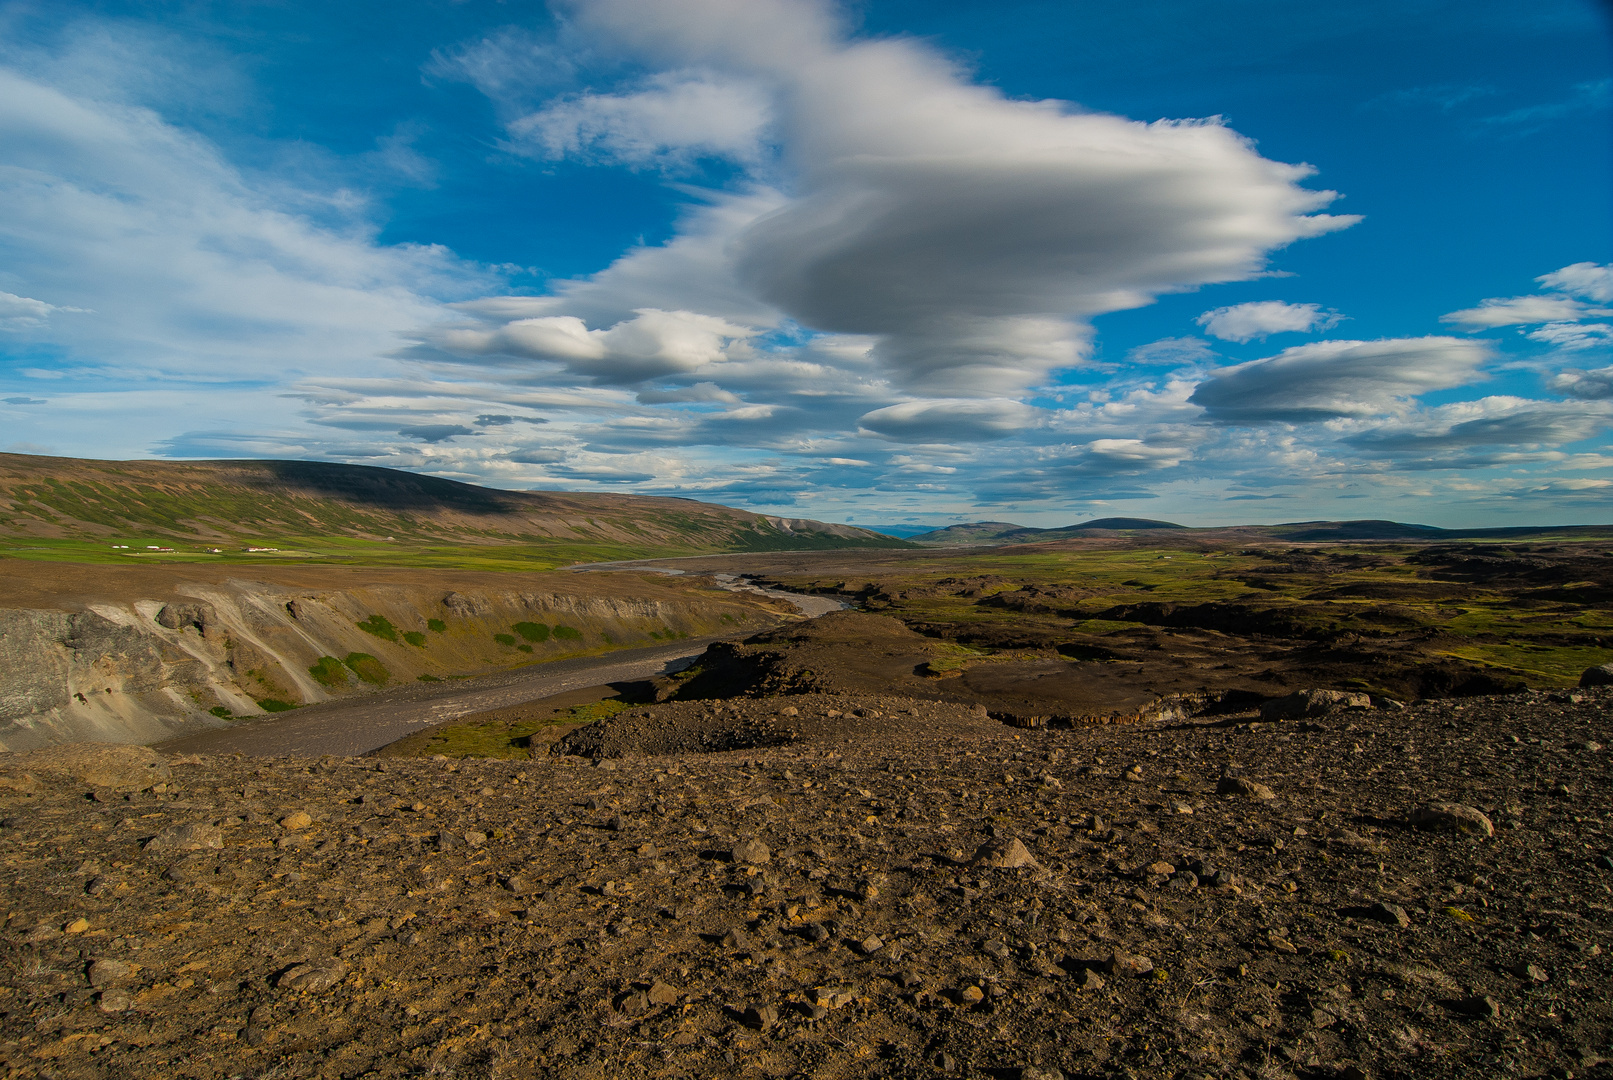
[1,1,1608,528]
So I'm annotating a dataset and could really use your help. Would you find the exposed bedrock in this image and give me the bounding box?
[0,577,777,751]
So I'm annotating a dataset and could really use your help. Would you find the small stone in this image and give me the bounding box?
[1450,994,1502,1020]
[1015,1068,1067,1080]
[731,838,771,864]
[896,970,924,988]
[722,928,751,950]
[87,958,130,986]
[276,959,349,993]
[982,940,1011,961]
[858,934,885,955]
[937,1052,957,1072]
[648,980,679,1005]
[813,985,857,1009]
[607,814,625,832]
[1518,963,1549,983]
[1077,969,1105,991]
[743,1003,778,1030]
[972,837,1037,869]
[805,1004,828,1020]
[142,822,224,856]
[279,811,312,831]
[804,921,832,943]
[464,831,487,847]
[97,988,131,1013]
[778,706,799,717]
[618,992,651,1016]
[1410,802,1494,838]
[957,984,985,1004]
[1267,932,1299,954]
[63,917,90,934]
[1104,950,1154,977]
[1217,776,1275,800]
[1368,902,1411,928]
[1146,860,1176,876]
[1123,765,1145,783]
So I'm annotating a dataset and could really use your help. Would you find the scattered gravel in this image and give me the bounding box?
[0,687,1609,1078]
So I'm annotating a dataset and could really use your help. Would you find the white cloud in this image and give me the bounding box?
[1195,300,1341,342]
[1189,337,1491,422]
[1441,295,1604,329]
[1443,263,1613,330]
[1550,365,1613,400]
[0,290,77,330]
[1528,322,1613,351]
[507,71,772,168]
[1539,262,1613,303]
[0,65,492,385]
[426,307,756,384]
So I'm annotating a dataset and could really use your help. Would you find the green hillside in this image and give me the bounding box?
[0,454,907,569]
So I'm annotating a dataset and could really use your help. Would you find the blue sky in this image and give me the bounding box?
[0,0,1609,529]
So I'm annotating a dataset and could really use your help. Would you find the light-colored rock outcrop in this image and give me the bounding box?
[0,577,779,751]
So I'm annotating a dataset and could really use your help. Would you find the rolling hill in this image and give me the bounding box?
[0,453,906,568]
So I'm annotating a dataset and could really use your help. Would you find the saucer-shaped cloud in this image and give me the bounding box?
[1195,301,1341,343]
[1189,337,1491,423]
[1442,295,1603,329]
[532,0,1358,396]
[858,398,1037,441]
[1345,397,1612,454]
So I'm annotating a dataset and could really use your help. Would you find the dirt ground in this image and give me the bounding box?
[2,686,1610,1079]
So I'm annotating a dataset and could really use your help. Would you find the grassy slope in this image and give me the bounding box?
[0,454,908,568]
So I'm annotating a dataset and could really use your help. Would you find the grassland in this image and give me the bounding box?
[752,540,1613,693]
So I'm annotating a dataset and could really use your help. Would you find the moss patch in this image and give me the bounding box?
[356,614,398,642]
[343,652,389,685]
[308,655,349,687]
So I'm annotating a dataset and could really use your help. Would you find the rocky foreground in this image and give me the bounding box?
[1,689,1610,1080]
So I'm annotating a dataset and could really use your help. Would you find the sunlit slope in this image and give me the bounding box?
[0,454,905,566]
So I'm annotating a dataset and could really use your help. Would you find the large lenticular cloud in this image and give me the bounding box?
[459,0,1358,397]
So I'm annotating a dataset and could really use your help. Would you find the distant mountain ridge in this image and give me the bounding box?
[911,516,1613,546]
[911,518,1190,545]
[0,453,904,557]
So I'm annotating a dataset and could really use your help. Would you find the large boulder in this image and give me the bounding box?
[1259,688,1372,721]
[1579,664,1613,687]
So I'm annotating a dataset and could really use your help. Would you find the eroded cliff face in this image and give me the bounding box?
[0,577,777,751]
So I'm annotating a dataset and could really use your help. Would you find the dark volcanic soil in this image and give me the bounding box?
[2,688,1610,1079]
